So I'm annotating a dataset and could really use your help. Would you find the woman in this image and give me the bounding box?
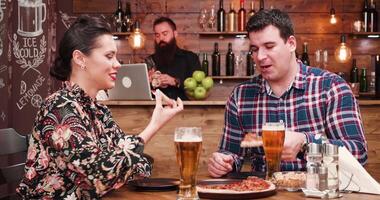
[17,15,183,199]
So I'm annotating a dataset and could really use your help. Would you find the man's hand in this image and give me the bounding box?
[158,74,177,88]
[208,152,234,178]
[281,130,306,161]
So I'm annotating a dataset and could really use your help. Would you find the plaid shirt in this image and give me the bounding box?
[219,62,367,172]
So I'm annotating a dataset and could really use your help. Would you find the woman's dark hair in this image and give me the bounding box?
[50,15,111,81]
[246,9,294,42]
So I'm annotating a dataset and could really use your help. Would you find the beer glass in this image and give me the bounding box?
[174,127,202,200]
[262,122,285,179]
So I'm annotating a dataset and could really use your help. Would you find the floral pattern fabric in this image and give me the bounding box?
[17,84,152,199]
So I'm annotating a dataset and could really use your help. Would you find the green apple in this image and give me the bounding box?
[185,90,194,97]
[194,86,207,99]
[201,77,214,90]
[184,77,197,91]
[192,70,206,83]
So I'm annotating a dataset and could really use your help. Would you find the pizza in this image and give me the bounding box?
[197,176,275,194]
[240,133,263,147]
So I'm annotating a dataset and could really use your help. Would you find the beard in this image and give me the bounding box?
[153,38,177,71]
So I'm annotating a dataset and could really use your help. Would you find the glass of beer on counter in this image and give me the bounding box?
[174,127,202,200]
[262,121,285,180]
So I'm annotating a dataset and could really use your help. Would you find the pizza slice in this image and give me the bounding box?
[240,132,263,147]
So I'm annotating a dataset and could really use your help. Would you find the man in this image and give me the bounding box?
[208,9,367,177]
[146,17,201,100]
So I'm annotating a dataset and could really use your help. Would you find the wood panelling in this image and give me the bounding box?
[74,0,380,76]
[107,104,380,181]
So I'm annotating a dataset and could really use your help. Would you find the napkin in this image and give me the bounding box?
[339,146,380,194]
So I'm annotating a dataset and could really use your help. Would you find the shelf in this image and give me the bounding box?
[112,32,132,39]
[350,32,380,39]
[199,31,248,38]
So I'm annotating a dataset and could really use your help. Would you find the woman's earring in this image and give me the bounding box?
[81,65,86,70]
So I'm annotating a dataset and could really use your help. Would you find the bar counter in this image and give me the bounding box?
[101,99,380,182]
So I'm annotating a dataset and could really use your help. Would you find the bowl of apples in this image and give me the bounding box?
[184,70,214,100]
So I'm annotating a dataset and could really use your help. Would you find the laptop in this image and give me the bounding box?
[108,63,154,100]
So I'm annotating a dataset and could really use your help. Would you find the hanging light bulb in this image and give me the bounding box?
[330,8,337,24]
[334,34,352,63]
[128,21,146,50]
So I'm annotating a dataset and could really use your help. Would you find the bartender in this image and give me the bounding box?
[146,17,201,100]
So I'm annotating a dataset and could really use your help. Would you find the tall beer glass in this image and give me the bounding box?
[262,122,285,179]
[174,127,202,200]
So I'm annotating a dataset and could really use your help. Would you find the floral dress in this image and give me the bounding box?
[17,84,152,199]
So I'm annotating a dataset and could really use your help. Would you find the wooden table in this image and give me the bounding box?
[103,186,380,200]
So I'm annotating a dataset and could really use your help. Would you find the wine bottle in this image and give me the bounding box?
[113,0,124,32]
[301,42,310,66]
[259,0,264,10]
[227,2,237,32]
[246,46,255,76]
[350,59,359,83]
[360,68,368,92]
[226,43,235,76]
[122,1,132,32]
[212,43,221,76]
[369,0,378,32]
[202,53,209,76]
[217,0,226,32]
[238,0,246,32]
[248,0,256,18]
[375,55,380,97]
[363,0,370,32]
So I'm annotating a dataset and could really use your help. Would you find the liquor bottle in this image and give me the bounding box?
[360,68,368,92]
[259,0,264,10]
[238,0,246,32]
[226,43,235,76]
[363,0,370,32]
[369,0,378,32]
[212,43,221,76]
[375,55,380,97]
[217,0,226,32]
[301,42,310,66]
[227,2,237,32]
[202,53,209,76]
[113,0,124,32]
[350,59,359,83]
[246,46,255,76]
[248,0,256,18]
[122,1,132,32]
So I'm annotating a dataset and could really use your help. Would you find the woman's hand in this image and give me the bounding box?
[138,89,183,143]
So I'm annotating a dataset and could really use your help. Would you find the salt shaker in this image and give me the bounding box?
[306,143,322,166]
[323,143,339,198]
[306,165,319,190]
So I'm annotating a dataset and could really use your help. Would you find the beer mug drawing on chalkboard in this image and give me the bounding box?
[17,0,46,37]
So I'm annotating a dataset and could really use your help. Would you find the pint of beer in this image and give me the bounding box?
[174,127,202,200]
[262,122,285,180]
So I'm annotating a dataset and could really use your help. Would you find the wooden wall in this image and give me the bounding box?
[73,0,380,78]
[107,104,380,181]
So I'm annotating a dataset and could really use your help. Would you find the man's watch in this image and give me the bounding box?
[300,133,309,153]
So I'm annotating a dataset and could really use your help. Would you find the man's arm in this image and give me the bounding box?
[306,77,368,165]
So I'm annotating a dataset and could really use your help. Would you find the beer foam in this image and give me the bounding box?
[174,135,202,142]
[262,123,285,131]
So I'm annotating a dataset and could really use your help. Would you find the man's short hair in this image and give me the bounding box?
[246,9,294,42]
[153,17,177,31]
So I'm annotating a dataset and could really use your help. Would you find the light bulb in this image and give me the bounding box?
[128,21,146,50]
[334,35,352,63]
[330,14,337,24]
[329,8,337,24]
